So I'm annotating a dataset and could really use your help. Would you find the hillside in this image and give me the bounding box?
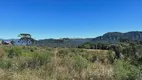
[1,32,142,80]
[92,31,142,43]
[36,38,92,47]
[2,31,142,47]
[36,31,142,47]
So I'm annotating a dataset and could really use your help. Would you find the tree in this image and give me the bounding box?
[18,33,35,45]
[78,42,92,49]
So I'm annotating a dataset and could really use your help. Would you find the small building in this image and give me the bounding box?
[0,40,13,45]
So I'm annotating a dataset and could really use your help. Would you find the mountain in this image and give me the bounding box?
[35,31,142,47]
[92,31,142,43]
[1,31,142,47]
[36,38,92,47]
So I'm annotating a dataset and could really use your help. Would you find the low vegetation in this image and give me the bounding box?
[0,44,141,80]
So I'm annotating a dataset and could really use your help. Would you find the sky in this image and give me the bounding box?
[0,0,142,39]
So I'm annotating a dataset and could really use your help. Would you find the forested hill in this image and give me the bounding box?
[92,31,142,43]
[35,31,142,47]
[36,38,92,47]
[3,31,142,47]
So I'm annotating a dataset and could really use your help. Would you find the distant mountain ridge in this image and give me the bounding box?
[36,38,93,47]
[36,31,142,47]
[92,31,142,43]
[1,31,142,47]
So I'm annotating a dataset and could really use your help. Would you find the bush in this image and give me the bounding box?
[22,52,52,69]
[106,50,115,64]
[0,60,12,69]
[114,59,139,80]
[73,55,89,72]
[57,49,69,58]
[7,47,22,58]
[0,48,5,58]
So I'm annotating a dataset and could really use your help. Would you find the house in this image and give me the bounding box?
[0,40,13,45]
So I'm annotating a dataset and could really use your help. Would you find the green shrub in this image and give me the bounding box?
[106,50,115,64]
[36,52,52,65]
[0,60,12,69]
[57,49,68,58]
[73,55,89,72]
[0,48,5,58]
[114,59,139,80]
[7,47,22,58]
[22,52,52,69]
[81,52,97,62]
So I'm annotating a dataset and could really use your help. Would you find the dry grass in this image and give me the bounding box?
[0,48,5,58]
[0,46,137,80]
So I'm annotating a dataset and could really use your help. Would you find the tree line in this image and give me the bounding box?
[78,39,142,60]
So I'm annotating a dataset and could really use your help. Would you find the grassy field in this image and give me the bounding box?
[0,46,140,80]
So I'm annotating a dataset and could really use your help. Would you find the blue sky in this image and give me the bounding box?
[0,0,142,39]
